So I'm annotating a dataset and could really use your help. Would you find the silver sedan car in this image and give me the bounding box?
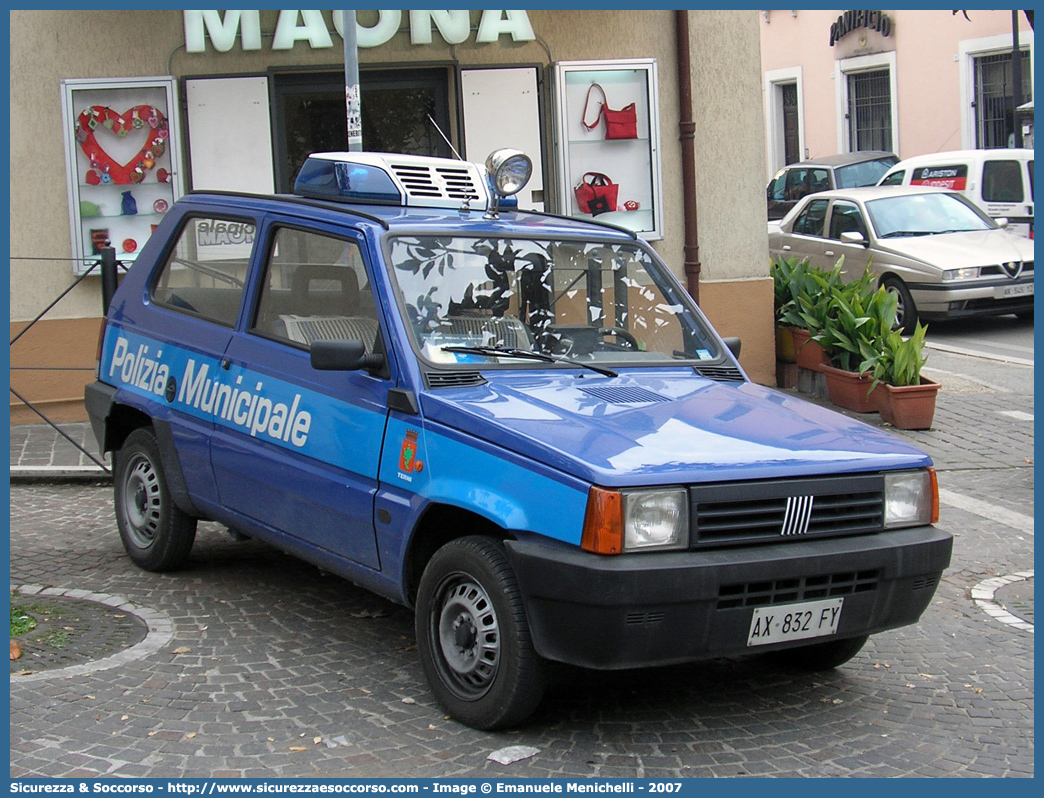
[768,185,1034,332]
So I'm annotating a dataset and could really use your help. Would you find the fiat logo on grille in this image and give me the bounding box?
[1001,261,1023,279]
[781,495,814,536]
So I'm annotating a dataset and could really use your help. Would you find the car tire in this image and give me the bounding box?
[114,427,197,572]
[883,277,917,334]
[764,634,869,671]
[416,536,546,730]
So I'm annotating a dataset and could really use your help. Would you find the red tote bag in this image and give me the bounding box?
[574,172,620,216]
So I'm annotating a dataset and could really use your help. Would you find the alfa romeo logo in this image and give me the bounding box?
[1001,261,1023,279]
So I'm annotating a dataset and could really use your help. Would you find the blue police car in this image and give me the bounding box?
[86,149,952,730]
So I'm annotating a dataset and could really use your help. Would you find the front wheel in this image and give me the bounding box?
[882,277,917,334]
[764,634,869,671]
[416,536,546,730]
[114,427,197,572]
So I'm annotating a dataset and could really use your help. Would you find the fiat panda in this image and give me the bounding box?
[86,149,952,730]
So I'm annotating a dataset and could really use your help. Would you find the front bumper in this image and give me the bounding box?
[505,526,952,669]
[911,278,1033,320]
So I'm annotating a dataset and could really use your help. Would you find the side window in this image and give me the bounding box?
[152,216,255,327]
[792,199,829,236]
[809,168,831,193]
[982,160,1024,203]
[828,201,867,240]
[253,227,381,353]
[785,168,809,201]
[768,171,787,201]
[878,170,905,186]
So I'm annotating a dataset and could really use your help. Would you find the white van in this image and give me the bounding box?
[878,149,1034,239]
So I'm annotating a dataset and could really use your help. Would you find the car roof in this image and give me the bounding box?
[180,190,639,241]
[887,148,1034,168]
[797,185,956,202]
[785,151,897,169]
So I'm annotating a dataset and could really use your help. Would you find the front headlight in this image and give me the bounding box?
[884,469,938,528]
[942,267,981,281]
[581,486,689,554]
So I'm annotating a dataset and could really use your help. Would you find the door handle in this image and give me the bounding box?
[824,250,835,257]
[782,245,792,251]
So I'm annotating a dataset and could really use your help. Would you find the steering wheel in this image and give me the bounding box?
[596,327,640,351]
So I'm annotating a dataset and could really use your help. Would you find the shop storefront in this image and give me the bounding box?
[11,10,772,424]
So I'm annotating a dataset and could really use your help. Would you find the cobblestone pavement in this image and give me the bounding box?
[9,371,1033,778]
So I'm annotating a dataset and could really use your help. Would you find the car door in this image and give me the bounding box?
[777,198,832,269]
[824,200,873,280]
[209,219,391,569]
[140,210,258,508]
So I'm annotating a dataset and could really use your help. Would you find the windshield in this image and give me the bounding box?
[388,236,721,368]
[834,156,898,188]
[865,192,994,238]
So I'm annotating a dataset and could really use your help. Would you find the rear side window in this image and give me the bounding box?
[253,227,381,353]
[792,199,829,236]
[152,216,255,327]
[981,160,1024,203]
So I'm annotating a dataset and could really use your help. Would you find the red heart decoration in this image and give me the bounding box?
[77,105,167,185]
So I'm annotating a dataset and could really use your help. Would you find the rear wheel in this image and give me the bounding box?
[114,427,197,572]
[883,277,917,334]
[765,634,869,671]
[416,536,546,730]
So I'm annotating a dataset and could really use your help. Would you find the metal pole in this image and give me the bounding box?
[343,10,363,152]
[101,246,118,315]
[1011,11,1023,148]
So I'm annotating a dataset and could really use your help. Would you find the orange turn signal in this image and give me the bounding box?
[581,486,623,554]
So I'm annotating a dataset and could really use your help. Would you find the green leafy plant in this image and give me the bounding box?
[818,265,898,372]
[861,322,929,389]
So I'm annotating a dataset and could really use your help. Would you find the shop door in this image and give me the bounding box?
[271,68,453,193]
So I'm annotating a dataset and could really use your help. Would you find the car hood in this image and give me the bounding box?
[420,369,930,487]
[876,229,1034,267]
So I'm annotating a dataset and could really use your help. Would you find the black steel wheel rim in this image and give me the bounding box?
[431,574,501,698]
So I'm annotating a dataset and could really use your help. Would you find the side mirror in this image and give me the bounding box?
[995,217,1009,229]
[722,336,741,359]
[840,231,868,247]
[311,339,385,373]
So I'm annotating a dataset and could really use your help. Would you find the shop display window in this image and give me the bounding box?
[61,77,183,275]
[553,59,663,240]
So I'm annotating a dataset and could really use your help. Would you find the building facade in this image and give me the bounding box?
[10,10,773,425]
[761,9,1034,177]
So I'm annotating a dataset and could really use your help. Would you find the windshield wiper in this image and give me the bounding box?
[880,230,928,238]
[441,345,618,378]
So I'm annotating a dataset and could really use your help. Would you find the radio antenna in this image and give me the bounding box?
[427,114,463,160]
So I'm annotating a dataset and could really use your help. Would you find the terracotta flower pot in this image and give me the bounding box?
[791,327,829,371]
[879,379,940,430]
[820,364,881,414]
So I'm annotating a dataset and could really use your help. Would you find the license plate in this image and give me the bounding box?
[997,283,1033,299]
[747,598,843,647]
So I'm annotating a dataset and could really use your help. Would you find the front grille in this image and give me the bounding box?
[690,474,884,548]
[717,569,881,609]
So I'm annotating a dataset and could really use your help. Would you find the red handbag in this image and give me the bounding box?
[582,83,638,140]
[574,172,619,216]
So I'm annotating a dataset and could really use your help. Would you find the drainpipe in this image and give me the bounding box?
[675,9,701,304]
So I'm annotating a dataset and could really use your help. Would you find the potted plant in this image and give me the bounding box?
[771,255,806,363]
[785,259,845,371]
[860,322,939,429]
[817,269,896,413]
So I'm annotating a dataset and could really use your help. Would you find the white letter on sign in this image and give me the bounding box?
[273,10,334,50]
[184,10,262,53]
[355,10,402,48]
[409,10,471,45]
[475,10,535,43]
